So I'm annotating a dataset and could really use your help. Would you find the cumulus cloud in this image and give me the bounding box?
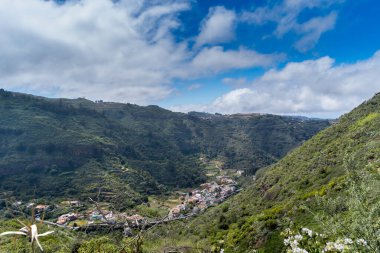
[0,0,277,104]
[241,0,341,51]
[195,6,236,47]
[0,0,191,103]
[172,51,380,118]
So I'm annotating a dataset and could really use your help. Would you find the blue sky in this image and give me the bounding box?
[1,0,380,118]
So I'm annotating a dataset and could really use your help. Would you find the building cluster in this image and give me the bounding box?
[168,176,238,219]
[85,210,146,226]
[10,177,238,228]
[57,213,78,225]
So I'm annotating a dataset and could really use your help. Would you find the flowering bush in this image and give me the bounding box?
[282,227,369,253]
[284,157,380,253]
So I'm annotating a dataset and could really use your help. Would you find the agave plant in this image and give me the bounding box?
[0,219,54,251]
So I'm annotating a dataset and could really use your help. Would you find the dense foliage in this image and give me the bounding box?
[0,89,329,207]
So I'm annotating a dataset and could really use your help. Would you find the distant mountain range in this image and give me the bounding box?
[0,89,330,209]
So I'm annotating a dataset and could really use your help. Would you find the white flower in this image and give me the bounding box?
[356,238,368,246]
[0,224,54,251]
[324,242,336,252]
[290,239,299,247]
[343,238,353,245]
[301,228,313,237]
[294,234,303,241]
[291,247,308,253]
[324,241,346,252]
[334,242,345,251]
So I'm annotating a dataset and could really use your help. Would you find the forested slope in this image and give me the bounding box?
[144,92,380,252]
[0,89,329,209]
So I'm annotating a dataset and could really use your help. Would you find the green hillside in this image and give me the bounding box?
[0,89,329,209]
[144,93,380,252]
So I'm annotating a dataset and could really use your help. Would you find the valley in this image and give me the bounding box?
[1,90,379,253]
[1,0,379,252]
[6,163,241,236]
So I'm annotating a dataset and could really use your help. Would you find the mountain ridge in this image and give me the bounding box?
[143,92,380,252]
[0,89,330,210]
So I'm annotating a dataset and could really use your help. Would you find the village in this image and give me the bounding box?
[168,176,238,219]
[9,175,240,235]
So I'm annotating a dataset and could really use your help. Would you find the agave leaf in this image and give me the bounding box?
[20,226,29,234]
[35,236,43,251]
[37,231,54,237]
[30,224,37,243]
[0,231,27,236]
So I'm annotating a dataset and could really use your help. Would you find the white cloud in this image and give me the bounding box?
[0,0,190,103]
[0,0,278,104]
[195,6,236,47]
[241,0,342,51]
[172,51,380,118]
[189,46,283,74]
[295,12,337,52]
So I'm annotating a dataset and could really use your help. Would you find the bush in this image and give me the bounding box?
[78,237,119,253]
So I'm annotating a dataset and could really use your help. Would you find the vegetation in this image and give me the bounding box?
[0,91,379,252]
[142,92,380,252]
[0,89,329,207]
[0,219,143,253]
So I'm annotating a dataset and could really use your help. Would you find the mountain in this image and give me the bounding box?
[0,89,330,210]
[144,93,380,252]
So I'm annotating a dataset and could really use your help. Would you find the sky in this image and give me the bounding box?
[1,0,380,118]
